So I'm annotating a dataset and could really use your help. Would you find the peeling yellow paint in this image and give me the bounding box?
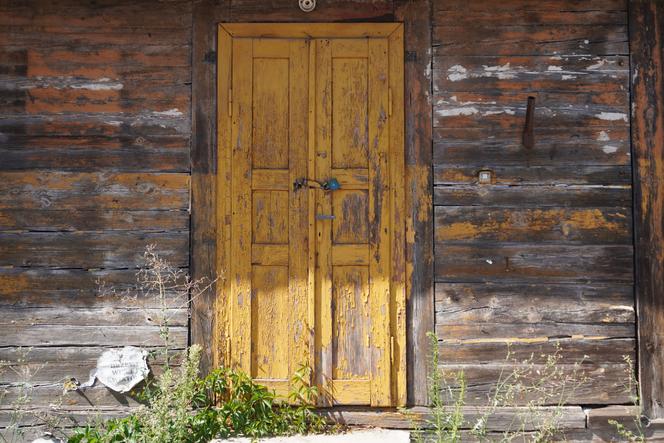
[218,25,405,407]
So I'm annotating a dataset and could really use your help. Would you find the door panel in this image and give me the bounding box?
[315,38,392,406]
[220,24,405,406]
[229,38,311,396]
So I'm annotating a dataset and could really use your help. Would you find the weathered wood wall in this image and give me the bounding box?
[0,0,645,433]
[629,0,664,420]
[0,0,192,424]
[432,0,635,405]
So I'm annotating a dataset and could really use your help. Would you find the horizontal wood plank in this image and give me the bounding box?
[434,0,626,14]
[433,25,628,56]
[0,324,187,347]
[0,306,188,327]
[0,231,188,269]
[434,243,633,283]
[437,322,634,341]
[0,209,189,232]
[320,405,587,431]
[434,165,631,186]
[0,114,189,137]
[0,346,183,384]
[434,55,628,95]
[0,268,186,308]
[437,363,634,405]
[434,185,631,207]
[438,337,636,365]
[433,93,628,130]
[0,1,192,29]
[434,127,630,168]
[436,283,635,326]
[229,1,394,22]
[435,206,631,244]
[0,385,145,409]
[0,172,190,210]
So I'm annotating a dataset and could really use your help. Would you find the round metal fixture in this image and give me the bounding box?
[299,0,316,12]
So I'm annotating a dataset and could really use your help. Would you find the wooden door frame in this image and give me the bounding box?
[190,1,434,407]
[216,22,406,406]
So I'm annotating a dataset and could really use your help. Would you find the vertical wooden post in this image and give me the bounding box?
[629,0,664,420]
[190,0,230,375]
[395,0,434,406]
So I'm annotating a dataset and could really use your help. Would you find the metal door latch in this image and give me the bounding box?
[293,177,341,191]
[315,214,335,220]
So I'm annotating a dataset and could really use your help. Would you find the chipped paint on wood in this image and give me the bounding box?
[595,111,628,121]
[218,25,406,406]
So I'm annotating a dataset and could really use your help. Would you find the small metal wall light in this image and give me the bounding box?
[294,177,341,191]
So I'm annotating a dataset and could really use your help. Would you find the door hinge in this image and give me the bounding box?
[388,87,393,117]
[228,88,233,116]
[390,335,395,364]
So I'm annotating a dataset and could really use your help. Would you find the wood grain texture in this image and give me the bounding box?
[629,0,664,419]
[0,172,189,210]
[435,244,633,283]
[431,0,633,409]
[0,0,194,423]
[435,206,632,244]
[432,0,628,58]
[0,0,647,425]
[395,0,434,407]
[434,185,631,208]
[0,209,189,232]
[0,267,183,308]
[434,128,630,169]
[0,231,188,269]
[229,0,394,22]
[190,0,230,375]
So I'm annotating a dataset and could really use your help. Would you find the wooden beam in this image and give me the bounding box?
[629,0,664,420]
[395,0,434,406]
[319,406,587,431]
[190,0,230,375]
[220,22,400,38]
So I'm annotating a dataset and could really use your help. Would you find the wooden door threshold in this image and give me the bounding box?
[317,405,664,441]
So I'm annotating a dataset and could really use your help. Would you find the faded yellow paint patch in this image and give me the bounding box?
[0,274,30,293]
[567,208,623,232]
[438,208,626,241]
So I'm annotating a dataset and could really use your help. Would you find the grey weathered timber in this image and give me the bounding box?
[629,0,664,420]
[394,0,435,406]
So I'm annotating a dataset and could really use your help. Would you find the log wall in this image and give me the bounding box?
[0,0,644,435]
[0,0,192,422]
[433,0,635,405]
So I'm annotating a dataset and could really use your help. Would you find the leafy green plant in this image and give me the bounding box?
[281,364,327,435]
[68,247,331,442]
[68,347,330,442]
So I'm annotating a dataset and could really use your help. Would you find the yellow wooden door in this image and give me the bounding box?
[218,24,405,407]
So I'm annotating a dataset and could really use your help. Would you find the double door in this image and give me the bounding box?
[217,24,405,406]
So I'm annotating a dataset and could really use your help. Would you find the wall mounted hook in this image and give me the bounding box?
[522,96,536,149]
